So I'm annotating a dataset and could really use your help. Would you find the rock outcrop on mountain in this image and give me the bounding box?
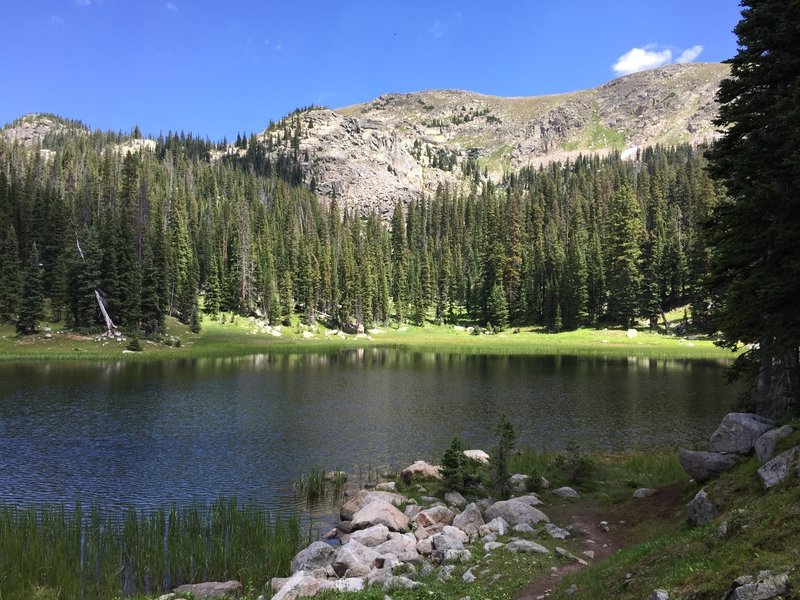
[258,62,727,216]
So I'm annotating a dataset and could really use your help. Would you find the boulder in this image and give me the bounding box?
[678,449,739,483]
[552,486,580,499]
[512,523,535,534]
[509,473,531,493]
[708,413,774,454]
[374,533,418,556]
[404,504,423,520]
[332,539,380,577]
[270,572,329,600]
[756,445,800,489]
[464,449,490,463]
[754,425,794,463]
[505,539,550,554]
[351,500,410,532]
[648,590,669,600]
[444,490,467,508]
[340,490,407,520]
[484,541,504,551]
[480,516,510,536]
[348,524,390,547]
[452,502,485,536]
[172,581,242,598]
[374,481,396,492]
[289,541,335,574]
[415,505,455,528]
[511,493,543,507]
[686,488,717,526]
[633,487,657,499]
[543,523,570,539]
[722,571,788,600]
[485,500,550,526]
[400,460,442,483]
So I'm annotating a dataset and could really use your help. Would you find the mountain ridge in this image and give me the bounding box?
[259,62,727,216]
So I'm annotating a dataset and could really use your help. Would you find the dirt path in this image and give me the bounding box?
[515,485,684,600]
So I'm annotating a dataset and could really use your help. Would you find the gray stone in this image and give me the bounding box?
[505,539,550,554]
[375,481,396,492]
[331,578,365,593]
[462,568,476,582]
[552,486,580,499]
[374,533,418,556]
[404,504,423,520]
[648,590,669,600]
[332,539,380,577]
[543,523,570,539]
[722,571,788,600]
[679,449,739,483]
[351,500,410,532]
[757,445,800,489]
[633,487,657,499]
[415,505,455,527]
[400,460,442,483]
[509,473,531,492]
[511,493,543,506]
[290,541,335,574]
[555,546,588,565]
[270,573,330,600]
[686,488,717,526]
[484,541,504,551]
[512,523,535,534]
[383,575,421,590]
[444,490,467,508]
[172,581,242,599]
[452,502,485,536]
[340,490,408,520]
[437,565,456,581]
[754,426,794,463]
[484,500,550,526]
[349,524,390,547]
[708,412,774,454]
[479,516,510,536]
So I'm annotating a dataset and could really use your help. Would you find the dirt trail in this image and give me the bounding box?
[515,485,684,600]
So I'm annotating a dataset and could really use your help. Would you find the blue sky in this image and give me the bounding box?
[1,1,741,141]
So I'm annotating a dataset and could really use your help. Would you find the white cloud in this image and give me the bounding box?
[676,44,703,64]
[49,14,64,24]
[274,41,282,51]
[166,2,177,10]
[430,21,444,39]
[612,46,672,75]
[75,0,91,5]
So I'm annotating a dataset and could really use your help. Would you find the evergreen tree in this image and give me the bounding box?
[706,0,800,416]
[0,226,21,322]
[484,282,509,331]
[606,183,643,326]
[17,243,44,334]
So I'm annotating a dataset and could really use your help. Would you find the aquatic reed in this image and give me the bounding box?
[0,499,306,600]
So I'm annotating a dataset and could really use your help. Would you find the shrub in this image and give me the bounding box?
[490,414,517,499]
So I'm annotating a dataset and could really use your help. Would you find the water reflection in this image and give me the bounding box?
[0,350,737,513]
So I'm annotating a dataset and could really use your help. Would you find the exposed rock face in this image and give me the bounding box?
[254,63,727,217]
[708,413,775,454]
[686,488,718,526]
[678,449,739,482]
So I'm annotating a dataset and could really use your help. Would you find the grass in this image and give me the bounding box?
[0,315,739,363]
[294,468,347,506]
[548,426,800,599]
[0,499,307,600]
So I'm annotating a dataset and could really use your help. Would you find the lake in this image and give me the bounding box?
[0,350,737,515]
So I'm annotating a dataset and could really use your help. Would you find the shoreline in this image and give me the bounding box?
[0,318,739,363]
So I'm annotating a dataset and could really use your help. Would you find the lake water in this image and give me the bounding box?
[0,350,737,515]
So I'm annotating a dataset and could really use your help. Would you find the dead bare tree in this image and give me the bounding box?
[76,235,117,337]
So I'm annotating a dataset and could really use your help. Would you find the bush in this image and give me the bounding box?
[554,440,594,486]
[441,437,467,491]
[126,336,142,352]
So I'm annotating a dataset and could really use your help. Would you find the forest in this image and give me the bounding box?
[0,119,722,338]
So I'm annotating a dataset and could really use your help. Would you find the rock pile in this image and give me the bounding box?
[269,460,582,600]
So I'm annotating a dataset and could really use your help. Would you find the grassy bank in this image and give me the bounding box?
[0,499,307,600]
[0,313,737,362]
